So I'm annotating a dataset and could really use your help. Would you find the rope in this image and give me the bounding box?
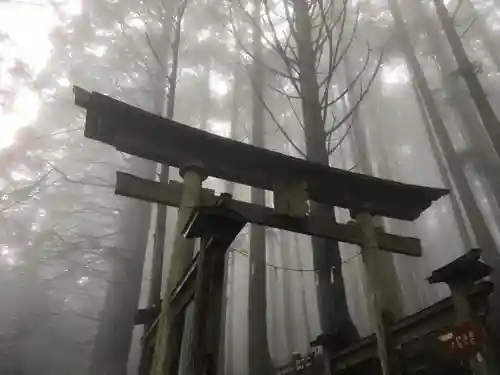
[230,248,362,272]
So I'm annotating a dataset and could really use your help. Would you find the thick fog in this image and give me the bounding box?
[1,0,500,374]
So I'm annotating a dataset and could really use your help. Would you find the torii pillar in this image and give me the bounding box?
[150,163,206,375]
[355,210,402,375]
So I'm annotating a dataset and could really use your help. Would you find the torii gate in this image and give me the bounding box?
[74,87,448,375]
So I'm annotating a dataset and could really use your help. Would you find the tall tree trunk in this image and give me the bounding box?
[222,251,236,375]
[279,230,295,355]
[412,82,473,249]
[268,233,283,361]
[292,233,313,344]
[90,157,156,375]
[389,0,500,342]
[139,6,183,373]
[221,69,240,375]
[217,250,230,375]
[412,0,500,213]
[433,0,500,161]
[150,0,182,306]
[248,1,274,373]
[292,0,358,342]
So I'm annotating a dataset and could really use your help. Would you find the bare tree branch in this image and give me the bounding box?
[48,163,114,188]
[347,164,357,172]
[267,83,301,99]
[318,6,359,92]
[321,44,372,110]
[460,17,476,38]
[33,127,83,140]
[142,0,187,79]
[0,170,58,213]
[245,65,306,158]
[326,56,382,156]
[232,0,302,94]
[227,21,301,87]
[262,0,301,67]
[262,0,298,66]
[452,0,464,21]
[331,0,351,70]
[314,0,347,55]
[281,25,300,64]
[229,0,379,163]
[328,122,352,155]
[285,93,305,131]
[145,31,165,70]
[320,0,347,123]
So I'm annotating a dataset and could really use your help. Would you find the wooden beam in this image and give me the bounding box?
[168,252,199,316]
[115,172,422,257]
[77,87,448,221]
[330,281,493,371]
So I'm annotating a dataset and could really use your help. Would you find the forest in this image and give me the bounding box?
[1,0,500,374]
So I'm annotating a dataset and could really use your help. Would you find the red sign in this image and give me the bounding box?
[277,353,319,374]
[437,321,484,360]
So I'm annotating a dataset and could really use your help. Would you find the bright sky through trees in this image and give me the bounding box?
[0,1,81,149]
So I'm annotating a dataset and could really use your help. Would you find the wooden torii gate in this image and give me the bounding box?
[74,87,448,375]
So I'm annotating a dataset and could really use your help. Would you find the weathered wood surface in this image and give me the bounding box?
[75,87,448,221]
[428,249,495,375]
[330,281,493,371]
[150,167,205,375]
[167,252,199,317]
[356,212,399,375]
[115,172,423,257]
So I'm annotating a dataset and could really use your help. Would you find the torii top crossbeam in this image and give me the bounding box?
[74,86,447,221]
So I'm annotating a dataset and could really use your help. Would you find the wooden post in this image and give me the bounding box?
[115,173,424,257]
[449,283,490,375]
[177,204,246,375]
[428,250,497,375]
[323,347,332,375]
[356,211,399,375]
[150,164,206,375]
[191,235,212,375]
[191,235,228,375]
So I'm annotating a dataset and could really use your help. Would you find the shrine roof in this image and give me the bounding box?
[75,86,448,221]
